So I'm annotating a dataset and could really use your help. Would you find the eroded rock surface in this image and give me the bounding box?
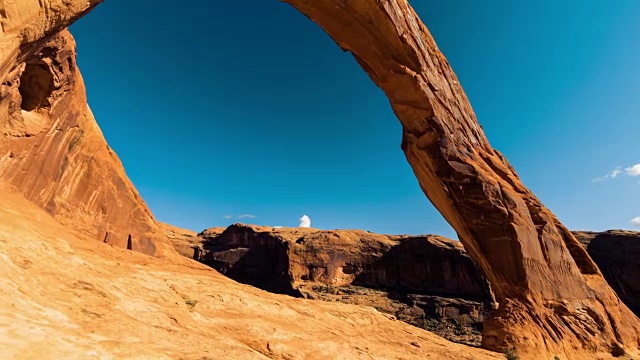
[0,2,174,257]
[0,183,503,360]
[282,1,640,358]
[198,224,495,345]
[160,222,206,259]
[575,230,640,316]
[191,224,640,348]
[2,0,638,358]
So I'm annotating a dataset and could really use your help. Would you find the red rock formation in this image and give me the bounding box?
[282,1,640,358]
[0,2,174,257]
[200,224,490,299]
[575,230,640,316]
[3,1,639,357]
[0,183,504,360]
[198,223,495,343]
[160,222,205,259]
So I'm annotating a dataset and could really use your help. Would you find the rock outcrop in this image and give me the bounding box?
[198,224,495,345]
[575,230,640,316]
[281,1,640,358]
[160,222,205,259]
[0,2,174,256]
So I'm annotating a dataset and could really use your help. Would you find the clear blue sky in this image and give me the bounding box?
[69,1,640,236]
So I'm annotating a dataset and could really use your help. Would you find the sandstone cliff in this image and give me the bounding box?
[186,224,640,348]
[0,3,173,257]
[196,224,495,345]
[160,222,204,258]
[575,230,640,316]
[281,1,640,358]
[199,224,491,300]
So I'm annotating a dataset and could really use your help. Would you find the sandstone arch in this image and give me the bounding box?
[279,1,640,358]
[0,0,639,359]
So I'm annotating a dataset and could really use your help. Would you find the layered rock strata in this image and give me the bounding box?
[197,224,495,345]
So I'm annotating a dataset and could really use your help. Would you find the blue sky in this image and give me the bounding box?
[69,1,640,237]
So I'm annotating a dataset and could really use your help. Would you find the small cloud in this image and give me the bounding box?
[273,226,284,229]
[223,215,233,219]
[299,215,311,228]
[592,167,621,182]
[593,164,640,182]
[625,164,640,177]
[610,167,622,178]
[632,217,640,228]
[237,214,256,219]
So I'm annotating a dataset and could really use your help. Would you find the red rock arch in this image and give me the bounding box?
[1,1,639,358]
[279,1,640,359]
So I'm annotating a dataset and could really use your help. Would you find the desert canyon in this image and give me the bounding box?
[0,1,638,360]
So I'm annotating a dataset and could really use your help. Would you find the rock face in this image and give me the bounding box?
[200,224,491,298]
[282,1,640,358]
[0,2,174,256]
[198,224,495,345]
[160,222,205,259]
[575,230,640,316]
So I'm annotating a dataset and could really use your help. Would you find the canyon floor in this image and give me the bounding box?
[0,182,503,360]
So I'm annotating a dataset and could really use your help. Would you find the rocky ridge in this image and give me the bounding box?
[575,231,640,316]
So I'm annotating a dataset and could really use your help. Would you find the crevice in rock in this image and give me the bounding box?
[18,62,54,112]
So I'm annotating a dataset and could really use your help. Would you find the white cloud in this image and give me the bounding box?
[631,217,640,227]
[273,226,284,229]
[223,215,233,219]
[237,214,256,219]
[610,167,622,178]
[625,164,640,177]
[593,164,640,182]
[299,215,311,228]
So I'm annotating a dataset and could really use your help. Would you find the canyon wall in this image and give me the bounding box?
[575,231,640,316]
[197,224,495,346]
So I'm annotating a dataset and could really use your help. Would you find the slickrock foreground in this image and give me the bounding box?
[0,1,173,257]
[0,183,503,360]
[281,1,640,358]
